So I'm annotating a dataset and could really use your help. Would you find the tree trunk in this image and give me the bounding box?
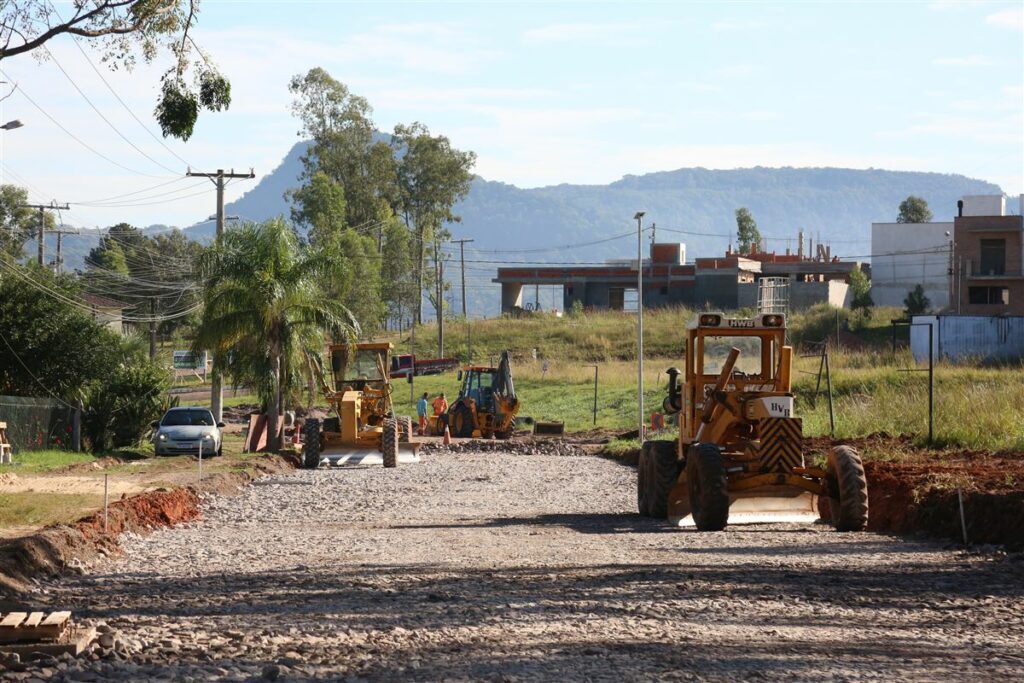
[268,342,282,453]
[416,224,424,325]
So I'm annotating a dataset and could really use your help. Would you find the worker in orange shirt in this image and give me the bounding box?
[432,393,449,433]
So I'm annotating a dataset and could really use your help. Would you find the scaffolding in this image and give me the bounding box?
[757,277,790,314]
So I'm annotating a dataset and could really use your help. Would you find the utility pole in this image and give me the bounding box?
[187,167,255,422]
[23,203,70,268]
[437,259,445,358]
[51,227,79,274]
[635,211,646,442]
[150,298,158,361]
[450,238,474,317]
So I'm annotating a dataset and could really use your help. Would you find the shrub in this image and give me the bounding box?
[83,360,170,452]
[903,285,931,317]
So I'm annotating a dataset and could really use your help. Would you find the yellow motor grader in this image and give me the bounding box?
[638,313,868,531]
[302,342,418,469]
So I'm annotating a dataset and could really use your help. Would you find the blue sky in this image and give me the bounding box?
[0,0,1021,229]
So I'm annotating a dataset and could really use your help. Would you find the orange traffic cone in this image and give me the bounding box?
[443,425,451,446]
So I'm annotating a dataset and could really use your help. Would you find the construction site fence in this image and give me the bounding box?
[0,395,80,453]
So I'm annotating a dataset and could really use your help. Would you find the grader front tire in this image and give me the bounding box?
[637,441,679,519]
[687,443,730,531]
[826,445,869,531]
[382,418,399,468]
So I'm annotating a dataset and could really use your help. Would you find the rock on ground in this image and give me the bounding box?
[18,452,1024,681]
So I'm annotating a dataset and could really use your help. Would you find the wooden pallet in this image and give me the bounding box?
[0,627,96,657]
[0,611,71,644]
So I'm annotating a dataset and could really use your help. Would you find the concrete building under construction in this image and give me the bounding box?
[494,240,862,314]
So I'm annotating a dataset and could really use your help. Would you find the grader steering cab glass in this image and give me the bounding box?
[701,336,764,377]
[345,349,385,381]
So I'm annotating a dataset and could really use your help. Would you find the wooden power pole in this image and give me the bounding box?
[186,168,255,422]
[23,203,70,268]
[450,238,474,318]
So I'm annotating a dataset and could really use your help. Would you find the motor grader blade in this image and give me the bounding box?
[319,443,422,468]
[667,481,819,527]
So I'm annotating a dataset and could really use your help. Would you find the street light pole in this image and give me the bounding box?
[587,364,599,426]
[634,211,646,442]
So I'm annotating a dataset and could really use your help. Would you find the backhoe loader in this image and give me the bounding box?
[302,342,418,468]
[638,313,868,531]
[446,350,520,439]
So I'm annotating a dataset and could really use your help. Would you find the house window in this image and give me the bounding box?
[968,286,1009,305]
[979,239,1006,276]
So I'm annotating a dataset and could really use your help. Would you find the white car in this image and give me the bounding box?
[152,407,224,457]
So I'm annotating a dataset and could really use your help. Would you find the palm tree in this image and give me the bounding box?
[194,218,358,451]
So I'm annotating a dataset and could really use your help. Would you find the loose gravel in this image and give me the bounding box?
[10,451,1024,681]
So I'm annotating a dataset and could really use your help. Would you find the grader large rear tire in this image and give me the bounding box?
[382,418,399,468]
[637,441,679,518]
[826,445,869,531]
[302,418,322,469]
[687,443,730,531]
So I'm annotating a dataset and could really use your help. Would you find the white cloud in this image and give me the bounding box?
[739,111,782,122]
[933,54,996,66]
[986,7,1024,30]
[878,113,1023,145]
[928,0,992,11]
[713,64,759,79]
[522,22,637,43]
[711,19,768,31]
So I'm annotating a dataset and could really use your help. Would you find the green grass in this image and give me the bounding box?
[384,304,908,365]
[794,355,1024,450]
[389,345,1024,451]
[0,492,103,528]
[0,449,96,473]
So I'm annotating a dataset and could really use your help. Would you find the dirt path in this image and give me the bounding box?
[18,452,1024,681]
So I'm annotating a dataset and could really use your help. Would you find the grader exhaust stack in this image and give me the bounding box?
[638,313,868,531]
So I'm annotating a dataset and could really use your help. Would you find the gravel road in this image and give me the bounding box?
[14,451,1024,681]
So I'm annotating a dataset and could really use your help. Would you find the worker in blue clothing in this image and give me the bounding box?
[416,391,429,435]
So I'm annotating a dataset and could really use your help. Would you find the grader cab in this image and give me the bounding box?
[638,313,868,531]
[302,342,417,468]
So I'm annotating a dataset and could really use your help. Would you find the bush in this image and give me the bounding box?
[83,360,170,452]
[903,285,931,317]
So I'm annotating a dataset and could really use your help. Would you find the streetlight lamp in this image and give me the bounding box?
[1,120,23,130]
[634,210,646,442]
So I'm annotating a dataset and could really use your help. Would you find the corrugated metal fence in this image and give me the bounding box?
[911,315,1024,363]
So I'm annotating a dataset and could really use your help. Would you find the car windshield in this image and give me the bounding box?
[702,336,764,376]
[162,409,215,427]
[343,349,385,381]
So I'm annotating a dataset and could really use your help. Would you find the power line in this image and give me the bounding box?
[0,67,170,179]
[42,45,180,174]
[66,35,193,168]
[69,176,194,205]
